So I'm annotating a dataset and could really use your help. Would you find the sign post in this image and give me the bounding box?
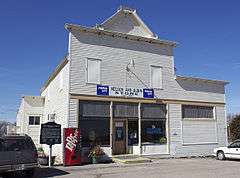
[40,122,61,167]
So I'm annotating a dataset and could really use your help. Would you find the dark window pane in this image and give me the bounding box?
[29,117,34,125]
[141,120,166,144]
[0,139,3,151]
[35,117,40,125]
[182,105,213,118]
[80,119,110,147]
[114,103,138,118]
[230,141,240,148]
[142,104,166,119]
[5,139,27,151]
[80,101,110,117]
[128,120,138,145]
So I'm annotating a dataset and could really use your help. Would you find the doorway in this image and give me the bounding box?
[113,120,127,155]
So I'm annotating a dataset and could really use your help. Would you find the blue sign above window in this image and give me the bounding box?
[97,85,109,96]
[97,85,154,99]
[143,89,154,98]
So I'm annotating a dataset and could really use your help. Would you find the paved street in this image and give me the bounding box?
[27,158,240,178]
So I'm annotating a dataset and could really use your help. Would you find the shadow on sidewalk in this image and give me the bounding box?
[34,167,70,178]
[1,167,70,178]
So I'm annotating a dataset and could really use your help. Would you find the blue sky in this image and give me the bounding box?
[0,0,239,122]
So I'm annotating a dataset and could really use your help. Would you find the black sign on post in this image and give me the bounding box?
[40,122,61,145]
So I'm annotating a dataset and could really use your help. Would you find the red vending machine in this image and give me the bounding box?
[63,128,82,166]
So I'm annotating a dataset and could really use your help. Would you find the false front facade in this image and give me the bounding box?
[17,6,228,164]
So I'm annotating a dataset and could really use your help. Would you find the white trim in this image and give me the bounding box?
[150,65,163,89]
[182,142,218,146]
[86,58,101,85]
[68,32,72,56]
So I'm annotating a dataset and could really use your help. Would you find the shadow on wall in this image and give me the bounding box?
[176,79,225,94]
[71,29,173,56]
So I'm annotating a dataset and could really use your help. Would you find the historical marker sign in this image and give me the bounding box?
[40,122,61,145]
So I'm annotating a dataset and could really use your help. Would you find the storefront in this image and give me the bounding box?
[79,99,168,162]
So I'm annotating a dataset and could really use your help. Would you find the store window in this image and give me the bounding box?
[87,58,101,84]
[29,116,40,125]
[182,105,214,119]
[128,120,138,145]
[79,101,110,147]
[141,104,167,145]
[141,120,166,144]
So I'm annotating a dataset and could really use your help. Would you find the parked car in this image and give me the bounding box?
[214,139,240,160]
[0,134,38,177]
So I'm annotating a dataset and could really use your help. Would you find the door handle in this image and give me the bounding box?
[236,149,238,151]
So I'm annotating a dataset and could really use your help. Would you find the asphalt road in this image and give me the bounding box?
[2,158,240,178]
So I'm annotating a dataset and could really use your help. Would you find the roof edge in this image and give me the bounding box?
[176,75,229,85]
[40,54,69,94]
[65,23,178,47]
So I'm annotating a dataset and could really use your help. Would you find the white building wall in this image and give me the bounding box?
[69,30,225,104]
[16,96,44,147]
[41,61,70,163]
[169,103,227,157]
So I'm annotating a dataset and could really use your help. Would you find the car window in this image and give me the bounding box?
[229,141,240,148]
[0,139,4,152]
[4,139,28,151]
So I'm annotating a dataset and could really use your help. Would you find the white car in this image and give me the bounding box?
[214,140,240,160]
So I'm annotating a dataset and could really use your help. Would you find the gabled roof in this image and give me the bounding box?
[99,6,156,38]
[65,23,177,47]
[176,75,229,85]
[40,54,69,93]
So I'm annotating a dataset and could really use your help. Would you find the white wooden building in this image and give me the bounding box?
[17,6,229,164]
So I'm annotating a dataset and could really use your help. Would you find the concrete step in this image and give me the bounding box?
[112,155,152,164]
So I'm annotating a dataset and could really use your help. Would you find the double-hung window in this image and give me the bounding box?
[29,116,40,125]
[150,66,163,89]
[87,58,101,84]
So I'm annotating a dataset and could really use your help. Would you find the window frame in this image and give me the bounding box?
[141,119,167,145]
[150,65,163,89]
[182,105,215,120]
[86,58,101,84]
[28,116,41,126]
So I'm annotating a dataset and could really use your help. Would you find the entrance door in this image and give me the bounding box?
[113,120,126,155]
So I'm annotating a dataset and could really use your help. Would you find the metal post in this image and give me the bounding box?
[49,145,52,167]
[138,103,141,155]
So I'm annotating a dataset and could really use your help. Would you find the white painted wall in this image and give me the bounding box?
[169,103,227,157]
[69,30,225,104]
[16,96,44,147]
[40,61,70,163]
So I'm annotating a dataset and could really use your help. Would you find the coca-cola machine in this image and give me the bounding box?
[63,128,82,166]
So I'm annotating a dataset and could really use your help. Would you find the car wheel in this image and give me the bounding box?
[217,151,226,160]
[24,169,35,177]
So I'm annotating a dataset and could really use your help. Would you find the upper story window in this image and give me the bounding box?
[87,58,101,84]
[182,105,214,119]
[29,116,40,125]
[150,66,163,89]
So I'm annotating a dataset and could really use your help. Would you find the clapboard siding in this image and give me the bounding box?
[169,103,227,156]
[16,96,44,146]
[69,30,225,103]
[40,61,70,163]
[68,98,78,128]
[182,120,217,144]
[102,12,152,38]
